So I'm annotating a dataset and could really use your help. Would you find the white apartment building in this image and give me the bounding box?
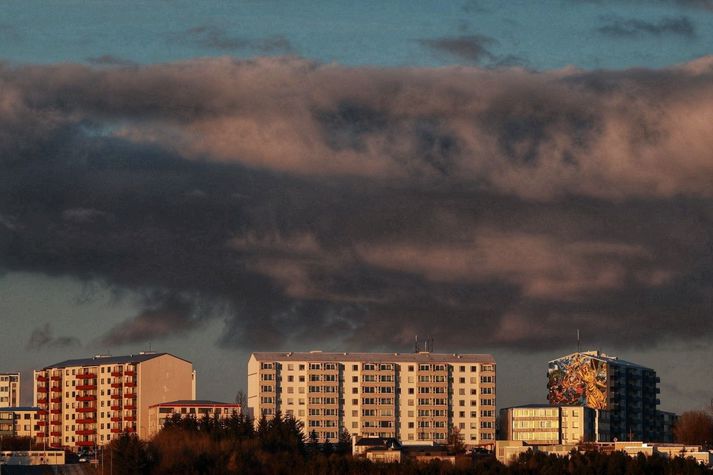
[33,352,196,449]
[0,372,20,407]
[248,351,496,447]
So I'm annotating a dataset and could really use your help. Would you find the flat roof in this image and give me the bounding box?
[0,407,40,412]
[41,352,191,370]
[150,400,239,408]
[252,351,495,364]
[548,351,653,371]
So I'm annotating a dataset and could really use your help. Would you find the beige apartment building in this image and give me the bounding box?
[147,400,241,437]
[499,404,596,445]
[248,351,496,447]
[0,373,20,407]
[0,407,42,439]
[33,352,196,449]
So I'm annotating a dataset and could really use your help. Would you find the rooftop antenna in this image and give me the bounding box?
[577,329,581,353]
[415,335,419,353]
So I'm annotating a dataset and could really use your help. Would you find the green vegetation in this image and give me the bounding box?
[89,414,710,474]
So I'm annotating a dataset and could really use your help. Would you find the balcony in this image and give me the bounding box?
[125,427,136,433]
[77,407,96,413]
[50,375,62,382]
[76,384,96,391]
[124,370,135,376]
[38,409,48,415]
[76,429,96,436]
[50,386,62,392]
[111,370,123,377]
[50,431,62,437]
[111,416,122,422]
[77,395,96,402]
[111,394,122,400]
[50,409,61,415]
[111,427,122,433]
[77,418,96,424]
[124,404,136,410]
[50,420,61,426]
[111,382,122,388]
[124,393,137,399]
[36,375,48,382]
[51,397,62,404]
[111,405,122,411]
[124,416,136,422]
[124,381,136,388]
[36,432,45,438]
[38,421,47,426]
[37,398,48,405]
[76,441,95,447]
[76,373,97,380]
[37,387,49,393]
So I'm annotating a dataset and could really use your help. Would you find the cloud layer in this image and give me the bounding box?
[2,56,713,352]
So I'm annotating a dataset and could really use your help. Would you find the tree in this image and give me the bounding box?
[673,410,713,447]
[447,426,466,454]
[234,389,247,408]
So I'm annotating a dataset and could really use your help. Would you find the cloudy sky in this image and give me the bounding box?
[1,0,712,413]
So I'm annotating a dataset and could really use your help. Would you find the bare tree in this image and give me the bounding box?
[235,389,247,408]
[673,411,713,447]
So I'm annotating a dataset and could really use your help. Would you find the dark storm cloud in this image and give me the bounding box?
[572,0,713,11]
[171,26,294,53]
[597,16,695,37]
[26,324,81,350]
[419,34,496,63]
[1,57,713,352]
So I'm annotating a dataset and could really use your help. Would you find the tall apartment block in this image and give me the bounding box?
[499,404,596,445]
[547,351,661,441]
[0,372,21,407]
[33,352,196,449]
[248,351,496,447]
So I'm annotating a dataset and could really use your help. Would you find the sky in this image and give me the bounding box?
[1,0,712,414]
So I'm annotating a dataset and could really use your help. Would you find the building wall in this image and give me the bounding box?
[33,353,195,449]
[248,352,496,447]
[499,405,595,445]
[147,402,241,438]
[0,373,20,407]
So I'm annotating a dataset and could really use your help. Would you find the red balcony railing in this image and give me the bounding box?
[50,409,61,414]
[77,395,96,402]
[76,429,96,436]
[76,441,95,447]
[111,416,122,422]
[50,420,61,426]
[77,407,96,413]
[38,421,47,426]
[124,416,136,422]
[124,382,136,388]
[50,431,61,437]
[36,375,48,382]
[111,427,122,433]
[111,382,122,388]
[51,397,62,403]
[110,394,122,400]
[124,393,137,399]
[38,409,48,415]
[124,370,135,376]
[37,398,48,404]
[111,405,122,411]
[76,373,97,380]
[77,418,96,424]
[76,384,96,391]
[50,386,62,392]
[37,387,48,393]
[50,375,61,381]
[124,404,136,410]
[36,432,45,438]
[125,427,136,433]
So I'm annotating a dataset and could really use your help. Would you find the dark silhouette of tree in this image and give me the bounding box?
[674,410,713,447]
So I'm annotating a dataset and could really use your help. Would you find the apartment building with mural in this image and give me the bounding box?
[248,350,496,447]
[547,350,663,441]
[0,372,21,407]
[33,352,195,449]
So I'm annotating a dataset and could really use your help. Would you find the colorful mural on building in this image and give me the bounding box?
[547,353,608,409]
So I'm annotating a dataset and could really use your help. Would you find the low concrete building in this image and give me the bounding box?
[499,404,596,445]
[147,400,241,437]
[0,450,65,465]
[0,407,42,440]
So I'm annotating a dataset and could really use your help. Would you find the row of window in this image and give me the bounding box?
[260,363,495,372]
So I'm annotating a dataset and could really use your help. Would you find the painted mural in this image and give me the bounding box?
[547,353,608,409]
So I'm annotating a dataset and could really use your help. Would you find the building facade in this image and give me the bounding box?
[0,373,20,407]
[147,400,241,437]
[499,404,596,445]
[33,352,196,449]
[248,351,496,447]
[0,407,41,439]
[547,350,660,441]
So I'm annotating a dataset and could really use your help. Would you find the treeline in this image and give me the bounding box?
[94,413,709,475]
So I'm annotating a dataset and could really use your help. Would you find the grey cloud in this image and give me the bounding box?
[172,26,294,53]
[597,16,695,37]
[86,55,138,67]
[571,0,713,11]
[1,57,713,353]
[419,34,496,63]
[26,324,81,350]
